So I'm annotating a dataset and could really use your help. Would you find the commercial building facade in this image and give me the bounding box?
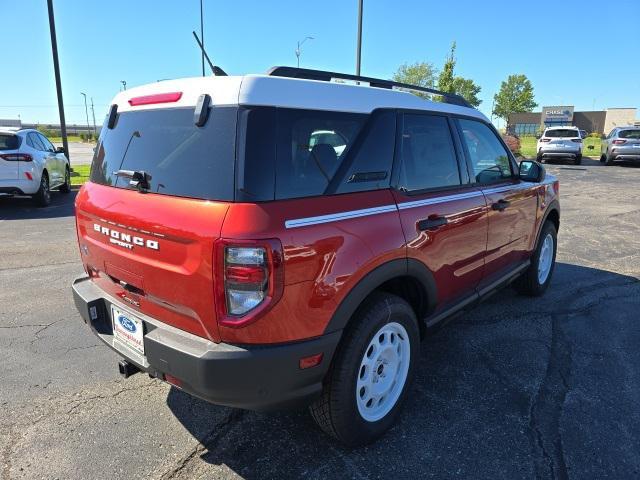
[508,106,637,136]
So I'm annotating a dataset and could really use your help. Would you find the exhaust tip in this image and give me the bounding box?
[118,359,140,379]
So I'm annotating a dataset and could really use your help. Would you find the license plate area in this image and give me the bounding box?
[111,305,145,355]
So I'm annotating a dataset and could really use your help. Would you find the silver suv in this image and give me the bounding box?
[536,126,583,165]
[600,127,640,165]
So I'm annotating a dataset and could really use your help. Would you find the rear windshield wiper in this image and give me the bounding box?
[113,169,152,192]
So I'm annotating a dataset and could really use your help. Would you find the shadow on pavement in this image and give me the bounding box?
[166,262,640,479]
[0,190,77,220]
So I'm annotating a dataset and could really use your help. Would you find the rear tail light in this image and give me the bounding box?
[540,138,551,142]
[612,139,627,145]
[571,139,582,143]
[553,181,560,195]
[0,153,32,161]
[215,239,284,328]
[24,172,33,180]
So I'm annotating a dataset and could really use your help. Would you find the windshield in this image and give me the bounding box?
[619,130,640,139]
[0,134,21,150]
[545,129,579,138]
[90,107,236,200]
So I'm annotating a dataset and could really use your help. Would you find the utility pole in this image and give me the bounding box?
[356,0,363,76]
[46,0,69,160]
[90,97,97,137]
[80,92,90,139]
[120,80,127,91]
[200,0,205,76]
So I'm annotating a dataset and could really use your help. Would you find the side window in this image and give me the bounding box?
[28,133,46,151]
[398,114,461,192]
[275,109,365,200]
[458,119,514,184]
[334,110,395,194]
[37,133,55,152]
[25,134,35,148]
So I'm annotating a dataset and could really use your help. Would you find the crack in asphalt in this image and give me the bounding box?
[158,408,245,480]
[528,314,572,480]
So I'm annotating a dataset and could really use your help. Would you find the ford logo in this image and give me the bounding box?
[118,315,137,333]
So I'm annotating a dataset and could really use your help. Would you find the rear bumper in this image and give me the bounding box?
[610,151,640,161]
[0,178,38,195]
[538,150,580,158]
[72,275,341,411]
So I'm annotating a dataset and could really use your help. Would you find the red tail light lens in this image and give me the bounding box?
[128,92,182,106]
[613,139,627,145]
[215,239,284,328]
[540,138,551,142]
[24,172,33,180]
[553,181,560,195]
[0,153,32,162]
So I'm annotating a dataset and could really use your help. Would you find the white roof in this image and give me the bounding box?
[544,125,579,130]
[111,74,487,121]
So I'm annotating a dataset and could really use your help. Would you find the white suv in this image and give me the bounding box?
[0,128,71,206]
[537,126,583,165]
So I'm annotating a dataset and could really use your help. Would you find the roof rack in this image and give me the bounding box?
[266,66,472,108]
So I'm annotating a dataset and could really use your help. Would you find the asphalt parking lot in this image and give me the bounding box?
[1,158,639,480]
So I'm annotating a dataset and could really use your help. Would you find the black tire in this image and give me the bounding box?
[514,221,557,296]
[536,154,543,163]
[574,155,582,165]
[59,166,71,193]
[605,155,615,166]
[309,292,420,447]
[33,172,51,207]
[600,154,606,164]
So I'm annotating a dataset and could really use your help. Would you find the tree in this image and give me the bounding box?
[451,76,482,108]
[437,42,456,94]
[392,61,437,99]
[492,74,537,123]
[436,41,482,108]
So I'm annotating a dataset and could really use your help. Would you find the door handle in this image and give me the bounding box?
[417,216,448,231]
[491,199,511,211]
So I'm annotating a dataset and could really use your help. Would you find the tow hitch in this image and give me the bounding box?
[118,360,140,379]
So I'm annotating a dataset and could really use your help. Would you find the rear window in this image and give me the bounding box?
[619,130,640,139]
[90,107,236,201]
[0,134,21,150]
[545,129,579,138]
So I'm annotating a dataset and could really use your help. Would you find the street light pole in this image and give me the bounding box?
[90,97,97,137]
[46,0,69,160]
[80,92,90,139]
[120,80,127,91]
[200,0,205,76]
[356,0,363,76]
[295,36,314,68]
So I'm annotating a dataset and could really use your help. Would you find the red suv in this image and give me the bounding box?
[72,67,560,446]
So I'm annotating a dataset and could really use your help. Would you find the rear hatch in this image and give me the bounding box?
[544,129,581,148]
[76,102,238,342]
[0,133,21,182]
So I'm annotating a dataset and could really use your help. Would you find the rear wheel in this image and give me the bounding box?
[515,221,557,296]
[600,154,606,163]
[605,155,615,166]
[310,293,419,446]
[574,154,582,165]
[33,172,51,207]
[59,167,71,193]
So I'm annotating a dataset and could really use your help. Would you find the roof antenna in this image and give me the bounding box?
[192,31,227,76]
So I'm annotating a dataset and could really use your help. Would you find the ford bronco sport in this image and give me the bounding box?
[72,67,560,446]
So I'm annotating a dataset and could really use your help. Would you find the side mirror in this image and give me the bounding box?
[519,160,545,183]
[55,146,66,154]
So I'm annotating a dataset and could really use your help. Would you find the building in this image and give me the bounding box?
[0,119,22,128]
[508,106,637,136]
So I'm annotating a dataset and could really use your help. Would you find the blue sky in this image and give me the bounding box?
[2,0,638,127]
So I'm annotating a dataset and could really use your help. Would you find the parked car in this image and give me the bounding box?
[579,129,588,139]
[536,126,583,164]
[0,128,71,206]
[71,67,560,446]
[600,127,640,165]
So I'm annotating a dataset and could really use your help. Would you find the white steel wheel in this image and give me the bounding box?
[356,321,411,422]
[537,233,554,285]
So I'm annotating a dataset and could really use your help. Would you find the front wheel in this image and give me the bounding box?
[515,221,557,296]
[310,293,420,446]
[33,172,51,207]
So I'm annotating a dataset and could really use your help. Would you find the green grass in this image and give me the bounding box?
[519,135,602,158]
[50,136,86,143]
[70,165,90,186]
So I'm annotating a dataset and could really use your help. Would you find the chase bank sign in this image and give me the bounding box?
[543,106,574,123]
